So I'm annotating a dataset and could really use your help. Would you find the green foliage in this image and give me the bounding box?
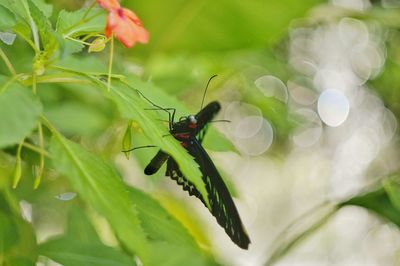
[39,238,136,266]
[49,133,150,262]
[0,79,42,148]
[0,191,37,266]
[340,175,400,227]
[0,5,16,31]
[128,186,199,247]
[39,208,136,266]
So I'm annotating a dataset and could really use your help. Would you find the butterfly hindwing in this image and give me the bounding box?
[165,157,205,203]
[187,137,250,249]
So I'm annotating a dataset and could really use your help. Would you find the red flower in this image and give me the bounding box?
[96,0,149,48]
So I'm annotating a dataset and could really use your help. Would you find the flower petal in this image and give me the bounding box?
[96,0,120,11]
[107,8,149,48]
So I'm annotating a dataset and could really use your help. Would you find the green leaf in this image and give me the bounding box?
[0,1,27,22]
[127,186,199,247]
[151,242,217,266]
[49,134,150,263]
[56,8,106,36]
[27,0,59,53]
[65,207,101,244]
[382,175,400,211]
[102,78,210,209]
[39,237,135,266]
[0,5,16,30]
[340,186,400,227]
[45,102,109,136]
[0,80,42,148]
[0,210,19,252]
[202,126,237,152]
[122,122,132,159]
[30,0,52,18]
[0,192,37,265]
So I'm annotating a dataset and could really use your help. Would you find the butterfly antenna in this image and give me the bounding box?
[200,75,217,110]
[136,90,167,112]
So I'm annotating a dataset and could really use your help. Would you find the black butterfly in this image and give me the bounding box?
[132,77,250,249]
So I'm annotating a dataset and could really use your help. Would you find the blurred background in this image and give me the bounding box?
[3,0,400,265]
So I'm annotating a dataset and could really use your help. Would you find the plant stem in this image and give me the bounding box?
[41,115,59,135]
[12,140,24,189]
[33,123,45,189]
[22,142,50,158]
[0,47,16,76]
[32,73,37,94]
[107,35,114,92]
[65,36,92,45]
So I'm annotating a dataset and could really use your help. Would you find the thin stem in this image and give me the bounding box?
[49,65,124,79]
[35,77,91,84]
[33,123,45,189]
[107,35,114,92]
[32,73,37,94]
[122,145,157,153]
[81,33,105,42]
[40,115,58,134]
[65,36,92,45]
[12,140,24,189]
[22,142,50,158]
[0,47,17,76]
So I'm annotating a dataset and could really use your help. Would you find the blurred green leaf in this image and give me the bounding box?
[0,191,37,265]
[131,0,322,53]
[382,175,400,211]
[202,126,236,152]
[30,0,52,18]
[0,5,16,31]
[340,185,400,227]
[56,8,106,36]
[45,102,109,136]
[39,237,135,266]
[66,207,101,244]
[128,186,200,247]
[151,242,217,266]
[0,210,19,253]
[28,0,59,54]
[0,80,42,148]
[49,134,150,263]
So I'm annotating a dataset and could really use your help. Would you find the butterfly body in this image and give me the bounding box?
[144,101,251,249]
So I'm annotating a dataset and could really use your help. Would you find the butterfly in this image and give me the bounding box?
[130,76,251,249]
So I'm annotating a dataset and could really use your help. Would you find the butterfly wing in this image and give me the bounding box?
[165,156,205,203]
[187,137,250,249]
